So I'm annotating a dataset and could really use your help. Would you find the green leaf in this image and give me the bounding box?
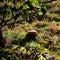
[30,0,39,5]
[38,55,47,60]
[6,6,11,12]
[4,14,9,20]
[1,57,6,60]
[23,4,29,10]
[4,0,7,4]
[41,4,47,10]
[38,10,43,15]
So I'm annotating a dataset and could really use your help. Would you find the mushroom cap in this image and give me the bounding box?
[28,30,37,33]
[49,40,53,42]
[27,30,38,36]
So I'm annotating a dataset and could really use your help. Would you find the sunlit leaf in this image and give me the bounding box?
[38,10,43,15]
[30,0,39,5]
[27,50,31,55]
[4,0,7,4]
[15,2,21,9]
[20,47,27,54]
[11,45,18,50]
[41,4,47,10]
[23,4,29,10]
[38,55,46,60]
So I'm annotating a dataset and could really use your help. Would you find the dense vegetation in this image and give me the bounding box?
[0,0,60,60]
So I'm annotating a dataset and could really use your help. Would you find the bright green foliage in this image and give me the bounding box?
[20,47,27,54]
[23,4,30,14]
[38,55,46,60]
[38,10,43,15]
[4,0,7,4]
[30,0,39,5]
[11,45,18,50]
[41,4,47,10]
[4,5,11,20]
[23,4,30,10]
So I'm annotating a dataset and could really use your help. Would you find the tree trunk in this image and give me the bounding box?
[0,29,5,47]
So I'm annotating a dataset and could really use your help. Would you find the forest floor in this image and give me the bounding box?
[0,0,60,60]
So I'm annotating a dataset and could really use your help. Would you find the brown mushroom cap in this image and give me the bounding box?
[28,30,37,33]
[28,30,38,35]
